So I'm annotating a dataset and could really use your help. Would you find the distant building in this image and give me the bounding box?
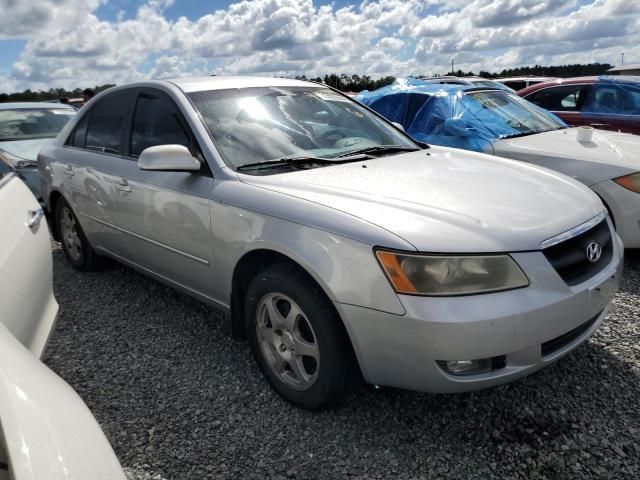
[607,64,640,75]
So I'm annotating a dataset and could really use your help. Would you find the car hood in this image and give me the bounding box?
[493,128,640,185]
[239,147,603,252]
[0,138,51,165]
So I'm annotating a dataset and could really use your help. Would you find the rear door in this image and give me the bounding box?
[523,83,592,127]
[111,88,215,296]
[61,90,136,258]
[0,173,57,358]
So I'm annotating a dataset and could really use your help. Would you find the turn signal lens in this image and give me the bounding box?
[613,172,640,193]
[375,250,529,296]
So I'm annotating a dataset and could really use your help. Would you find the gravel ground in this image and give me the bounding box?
[44,243,640,480]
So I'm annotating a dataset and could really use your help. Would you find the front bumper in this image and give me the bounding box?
[592,179,640,248]
[336,234,623,393]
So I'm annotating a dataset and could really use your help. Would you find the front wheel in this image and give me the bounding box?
[245,263,353,410]
[55,198,102,271]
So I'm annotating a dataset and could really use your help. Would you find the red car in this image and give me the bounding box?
[518,76,640,135]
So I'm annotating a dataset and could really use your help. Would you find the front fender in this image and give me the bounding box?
[210,201,407,316]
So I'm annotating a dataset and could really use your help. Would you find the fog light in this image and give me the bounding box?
[437,356,505,376]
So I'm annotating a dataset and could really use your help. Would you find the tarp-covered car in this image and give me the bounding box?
[357,79,640,248]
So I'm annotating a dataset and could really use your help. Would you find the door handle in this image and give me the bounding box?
[115,178,131,192]
[27,207,45,228]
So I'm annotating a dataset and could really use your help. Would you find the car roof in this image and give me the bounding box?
[356,81,501,100]
[495,76,558,82]
[518,75,640,96]
[164,76,319,93]
[0,102,77,110]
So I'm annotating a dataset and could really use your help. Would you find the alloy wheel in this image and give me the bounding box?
[59,206,83,262]
[256,293,320,391]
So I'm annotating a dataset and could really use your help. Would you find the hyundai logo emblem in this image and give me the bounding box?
[586,241,602,263]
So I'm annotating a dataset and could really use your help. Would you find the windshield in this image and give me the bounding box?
[462,90,565,138]
[0,108,75,141]
[188,86,416,169]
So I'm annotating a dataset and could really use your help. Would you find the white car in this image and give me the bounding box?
[494,76,558,91]
[357,83,640,248]
[0,172,125,480]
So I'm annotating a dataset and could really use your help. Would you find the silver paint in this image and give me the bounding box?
[39,77,623,393]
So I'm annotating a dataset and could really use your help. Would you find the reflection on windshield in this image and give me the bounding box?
[188,86,415,169]
[0,108,75,141]
[463,91,565,138]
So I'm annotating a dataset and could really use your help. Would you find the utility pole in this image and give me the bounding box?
[621,53,624,65]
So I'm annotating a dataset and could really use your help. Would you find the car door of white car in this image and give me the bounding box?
[61,90,137,259]
[109,88,215,297]
[0,172,58,358]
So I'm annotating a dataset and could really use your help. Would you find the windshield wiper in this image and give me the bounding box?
[237,154,368,172]
[501,126,568,140]
[332,145,421,158]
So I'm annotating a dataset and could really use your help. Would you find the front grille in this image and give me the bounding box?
[542,219,612,286]
[541,312,601,357]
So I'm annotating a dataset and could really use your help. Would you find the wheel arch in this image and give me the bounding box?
[230,248,335,339]
[230,247,362,383]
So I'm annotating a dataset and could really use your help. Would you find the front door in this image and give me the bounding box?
[579,82,640,135]
[111,88,215,297]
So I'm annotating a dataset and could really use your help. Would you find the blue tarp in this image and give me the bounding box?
[356,78,566,152]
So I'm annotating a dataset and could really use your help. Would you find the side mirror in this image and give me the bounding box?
[391,121,405,132]
[138,145,200,172]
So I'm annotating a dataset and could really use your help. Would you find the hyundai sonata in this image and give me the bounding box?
[39,77,622,410]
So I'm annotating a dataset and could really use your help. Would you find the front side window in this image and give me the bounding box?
[526,84,590,112]
[188,86,415,169]
[85,91,133,154]
[0,108,75,142]
[583,82,640,115]
[130,92,191,157]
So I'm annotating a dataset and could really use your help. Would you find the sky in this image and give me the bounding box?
[0,0,637,94]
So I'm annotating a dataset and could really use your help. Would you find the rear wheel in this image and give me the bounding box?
[55,198,102,271]
[245,263,353,410]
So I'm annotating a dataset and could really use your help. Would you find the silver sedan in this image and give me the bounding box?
[39,77,623,410]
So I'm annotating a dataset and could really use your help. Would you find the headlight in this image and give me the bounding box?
[613,172,640,193]
[375,250,529,296]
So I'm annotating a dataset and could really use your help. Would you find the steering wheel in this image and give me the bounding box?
[332,137,378,149]
[315,128,344,145]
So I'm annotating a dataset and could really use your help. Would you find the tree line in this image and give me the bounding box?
[0,63,615,100]
[0,85,115,103]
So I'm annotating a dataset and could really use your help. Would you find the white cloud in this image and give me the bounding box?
[377,37,405,50]
[0,0,636,93]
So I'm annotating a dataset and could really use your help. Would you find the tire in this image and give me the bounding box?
[55,198,102,271]
[245,263,353,410]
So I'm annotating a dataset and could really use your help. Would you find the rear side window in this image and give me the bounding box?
[85,92,133,154]
[130,92,191,157]
[526,84,590,112]
[67,113,89,148]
